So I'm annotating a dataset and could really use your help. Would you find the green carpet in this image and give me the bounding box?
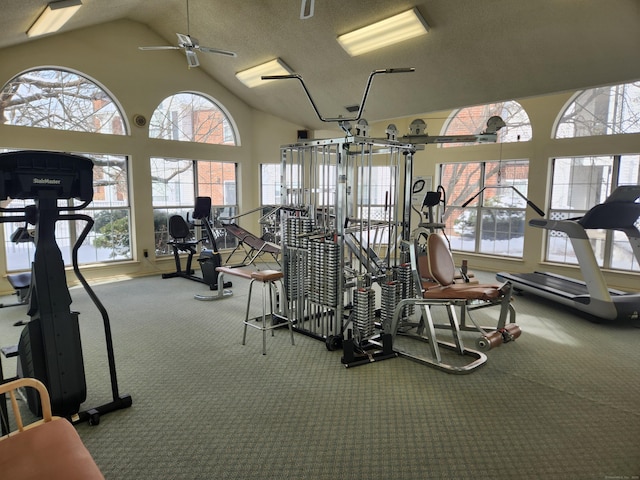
[1,272,639,479]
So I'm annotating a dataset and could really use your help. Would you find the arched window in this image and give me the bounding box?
[554,81,640,138]
[0,68,126,134]
[441,101,532,147]
[547,82,640,272]
[149,93,239,253]
[149,92,238,145]
[1,68,131,271]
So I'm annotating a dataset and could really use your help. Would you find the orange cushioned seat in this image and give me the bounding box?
[0,378,104,480]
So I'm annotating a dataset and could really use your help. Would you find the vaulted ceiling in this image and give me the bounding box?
[1,0,639,130]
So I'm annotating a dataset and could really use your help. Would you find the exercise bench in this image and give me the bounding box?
[222,223,281,266]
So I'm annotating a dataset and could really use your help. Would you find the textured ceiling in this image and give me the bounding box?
[1,0,640,130]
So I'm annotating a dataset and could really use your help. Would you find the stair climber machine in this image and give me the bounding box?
[0,150,132,426]
[496,185,640,321]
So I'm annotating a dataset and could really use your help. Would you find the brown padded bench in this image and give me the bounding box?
[0,378,104,480]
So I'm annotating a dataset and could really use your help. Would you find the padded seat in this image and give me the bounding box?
[418,233,506,301]
[0,378,104,479]
[422,283,503,300]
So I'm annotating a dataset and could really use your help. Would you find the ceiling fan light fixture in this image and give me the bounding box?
[235,58,293,88]
[185,49,199,68]
[27,0,82,38]
[337,8,429,56]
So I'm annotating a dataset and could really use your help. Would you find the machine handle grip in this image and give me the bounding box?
[527,200,545,217]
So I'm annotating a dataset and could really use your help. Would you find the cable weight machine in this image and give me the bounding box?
[0,150,131,426]
[270,68,506,367]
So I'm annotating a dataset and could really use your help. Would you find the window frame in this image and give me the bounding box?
[0,67,128,135]
[546,154,640,272]
[554,81,640,138]
[151,157,239,256]
[149,91,239,146]
[438,159,530,258]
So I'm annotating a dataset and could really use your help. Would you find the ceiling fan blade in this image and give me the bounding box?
[198,46,237,57]
[185,49,200,68]
[138,46,180,51]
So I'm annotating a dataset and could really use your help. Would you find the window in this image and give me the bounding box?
[439,160,530,257]
[2,152,130,270]
[260,163,302,242]
[261,164,282,206]
[555,81,640,138]
[149,91,239,254]
[1,67,131,271]
[356,165,396,244]
[149,92,237,145]
[441,101,532,147]
[152,158,238,255]
[547,155,640,271]
[0,68,126,134]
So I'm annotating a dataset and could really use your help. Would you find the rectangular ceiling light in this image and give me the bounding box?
[235,58,293,88]
[27,0,83,38]
[337,8,429,56]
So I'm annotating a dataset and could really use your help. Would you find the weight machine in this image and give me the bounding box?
[267,68,511,370]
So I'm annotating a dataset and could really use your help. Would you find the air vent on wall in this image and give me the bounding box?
[345,105,360,113]
[133,114,147,127]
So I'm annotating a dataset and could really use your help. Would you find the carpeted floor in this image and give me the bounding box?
[1,270,639,479]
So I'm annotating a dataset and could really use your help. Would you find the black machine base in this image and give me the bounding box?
[72,393,133,426]
[341,333,397,368]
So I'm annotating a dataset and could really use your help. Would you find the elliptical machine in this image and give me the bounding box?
[0,150,132,425]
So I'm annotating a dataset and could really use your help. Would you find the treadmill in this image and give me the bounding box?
[497,185,640,321]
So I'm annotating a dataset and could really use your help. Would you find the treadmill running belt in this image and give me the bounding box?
[510,272,590,297]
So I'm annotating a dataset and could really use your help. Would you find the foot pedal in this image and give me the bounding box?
[1,344,19,358]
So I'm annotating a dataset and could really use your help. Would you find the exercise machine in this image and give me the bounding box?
[0,273,31,308]
[162,196,231,290]
[266,68,508,369]
[0,227,34,308]
[496,185,640,321]
[384,231,518,374]
[0,150,132,425]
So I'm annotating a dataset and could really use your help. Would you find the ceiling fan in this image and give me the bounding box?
[138,0,236,68]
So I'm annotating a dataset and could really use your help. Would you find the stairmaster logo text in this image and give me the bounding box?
[33,178,61,185]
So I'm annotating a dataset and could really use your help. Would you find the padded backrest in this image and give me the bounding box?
[168,215,191,240]
[192,196,212,220]
[426,233,455,286]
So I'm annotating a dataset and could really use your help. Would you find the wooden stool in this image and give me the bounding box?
[242,270,294,355]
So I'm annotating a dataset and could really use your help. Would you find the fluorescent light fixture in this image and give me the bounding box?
[27,0,82,38]
[235,58,293,88]
[337,8,429,56]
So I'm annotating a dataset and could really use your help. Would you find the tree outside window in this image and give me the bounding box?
[441,100,532,148]
[0,68,130,270]
[439,160,530,257]
[555,82,640,137]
